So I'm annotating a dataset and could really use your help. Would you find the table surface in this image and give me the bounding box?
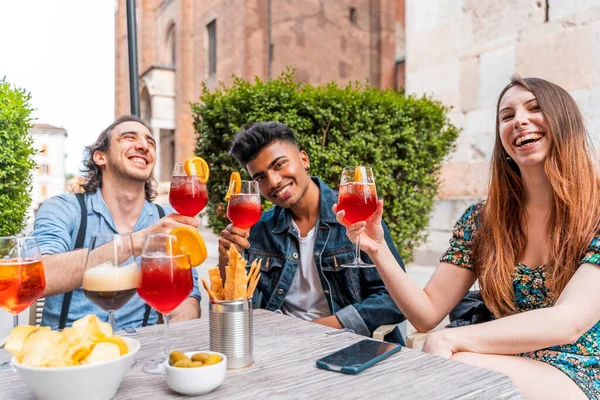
[0,310,522,399]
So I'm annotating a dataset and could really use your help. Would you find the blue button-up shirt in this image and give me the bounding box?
[246,177,406,343]
[32,190,201,331]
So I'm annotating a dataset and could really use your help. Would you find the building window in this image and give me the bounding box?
[40,164,50,175]
[207,20,217,77]
[395,58,406,91]
[349,7,357,25]
[41,144,48,155]
[165,24,176,67]
[41,185,48,197]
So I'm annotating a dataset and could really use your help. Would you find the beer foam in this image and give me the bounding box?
[82,261,139,291]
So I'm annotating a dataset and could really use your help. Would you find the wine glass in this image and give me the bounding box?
[137,234,193,373]
[337,166,378,268]
[169,162,208,217]
[82,233,138,331]
[227,180,262,229]
[0,236,46,328]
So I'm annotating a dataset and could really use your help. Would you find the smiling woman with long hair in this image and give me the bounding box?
[334,76,600,399]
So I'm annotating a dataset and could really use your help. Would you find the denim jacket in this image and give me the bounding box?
[246,177,406,343]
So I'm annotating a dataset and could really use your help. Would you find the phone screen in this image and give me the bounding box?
[318,339,400,368]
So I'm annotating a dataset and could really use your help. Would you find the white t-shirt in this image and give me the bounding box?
[280,220,331,321]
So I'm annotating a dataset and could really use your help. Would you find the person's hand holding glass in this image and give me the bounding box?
[137,234,193,373]
[169,159,209,217]
[0,236,46,328]
[82,233,138,331]
[335,166,379,268]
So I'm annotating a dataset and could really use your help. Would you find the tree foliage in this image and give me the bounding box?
[0,78,37,236]
[192,70,459,261]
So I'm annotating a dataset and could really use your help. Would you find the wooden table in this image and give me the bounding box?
[0,310,521,399]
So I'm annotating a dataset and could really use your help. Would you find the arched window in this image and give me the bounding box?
[140,87,152,125]
[165,24,176,67]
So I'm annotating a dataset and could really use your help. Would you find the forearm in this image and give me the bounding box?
[170,297,201,322]
[313,315,342,329]
[370,246,443,331]
[41,250,88,296]
[448,304,584,355]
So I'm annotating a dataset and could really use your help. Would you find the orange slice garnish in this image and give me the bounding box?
[225,172,242,201]
[169,227,208,267]
[354,166,364,182]
[183,156,210,184]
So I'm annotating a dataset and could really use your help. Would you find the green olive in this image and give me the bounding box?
[173,359,193,368]
[169,351,189,366]
[191,353,209,363]
[203,354,222,365]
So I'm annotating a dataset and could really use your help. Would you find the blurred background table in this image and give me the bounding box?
[0,309,521,399]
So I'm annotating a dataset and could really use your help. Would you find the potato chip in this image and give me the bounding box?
[82,342,121,364]
[72,314,112,341]
[4,325,45,361]
[95,336,128,355]
[20,331,69,367]
[5,315,128,368]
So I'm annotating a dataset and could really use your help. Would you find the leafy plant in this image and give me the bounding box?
[192,70,459,262]
[0,78,37,236]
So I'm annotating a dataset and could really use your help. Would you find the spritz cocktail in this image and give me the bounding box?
[0,236,46,328]
[169,162,209,217]
[137,234,193,373]
[227,180,262,229]
[337,166,378,268]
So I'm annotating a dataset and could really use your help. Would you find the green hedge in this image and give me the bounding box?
[0,78,37,236]
[192,71,459,262]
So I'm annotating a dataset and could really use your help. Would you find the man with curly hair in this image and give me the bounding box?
[32,116,201,330]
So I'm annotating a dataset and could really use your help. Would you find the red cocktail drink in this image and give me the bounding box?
[227,194,262,229]
[0,259,46,314]
[138,255,193,315]
[337,183,378,224]
[169,176,208,217]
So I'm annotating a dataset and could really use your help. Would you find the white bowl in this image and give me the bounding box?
[12,336,140,400]
[165,351,227,396]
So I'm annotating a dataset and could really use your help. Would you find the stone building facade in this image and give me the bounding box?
[115,0,406,181]
[405,0,600,266]
[115,0,600,267]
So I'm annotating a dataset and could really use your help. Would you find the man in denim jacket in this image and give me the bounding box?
[219,122,405,343]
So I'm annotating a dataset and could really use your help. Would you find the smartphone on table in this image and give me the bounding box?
[315,338,402,375]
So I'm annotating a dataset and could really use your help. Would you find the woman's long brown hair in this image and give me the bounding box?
[472,76,600,317]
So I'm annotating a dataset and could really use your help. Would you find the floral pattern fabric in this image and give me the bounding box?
[441,202,600,399]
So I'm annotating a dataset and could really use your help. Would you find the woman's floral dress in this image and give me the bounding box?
[441,202,600,399]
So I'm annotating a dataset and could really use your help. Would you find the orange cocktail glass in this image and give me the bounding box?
[0,236,46,328]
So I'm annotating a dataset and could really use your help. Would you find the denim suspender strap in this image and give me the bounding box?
[141,204,165,327]
[58,193,87,330]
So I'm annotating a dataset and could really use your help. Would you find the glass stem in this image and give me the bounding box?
[164,314,171,359]
[108,311,115,331]
[355,235,361,264]
[13,314,18,328]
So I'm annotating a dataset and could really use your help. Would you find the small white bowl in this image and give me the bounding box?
[12,336,140,400]
[164,351,227,396]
